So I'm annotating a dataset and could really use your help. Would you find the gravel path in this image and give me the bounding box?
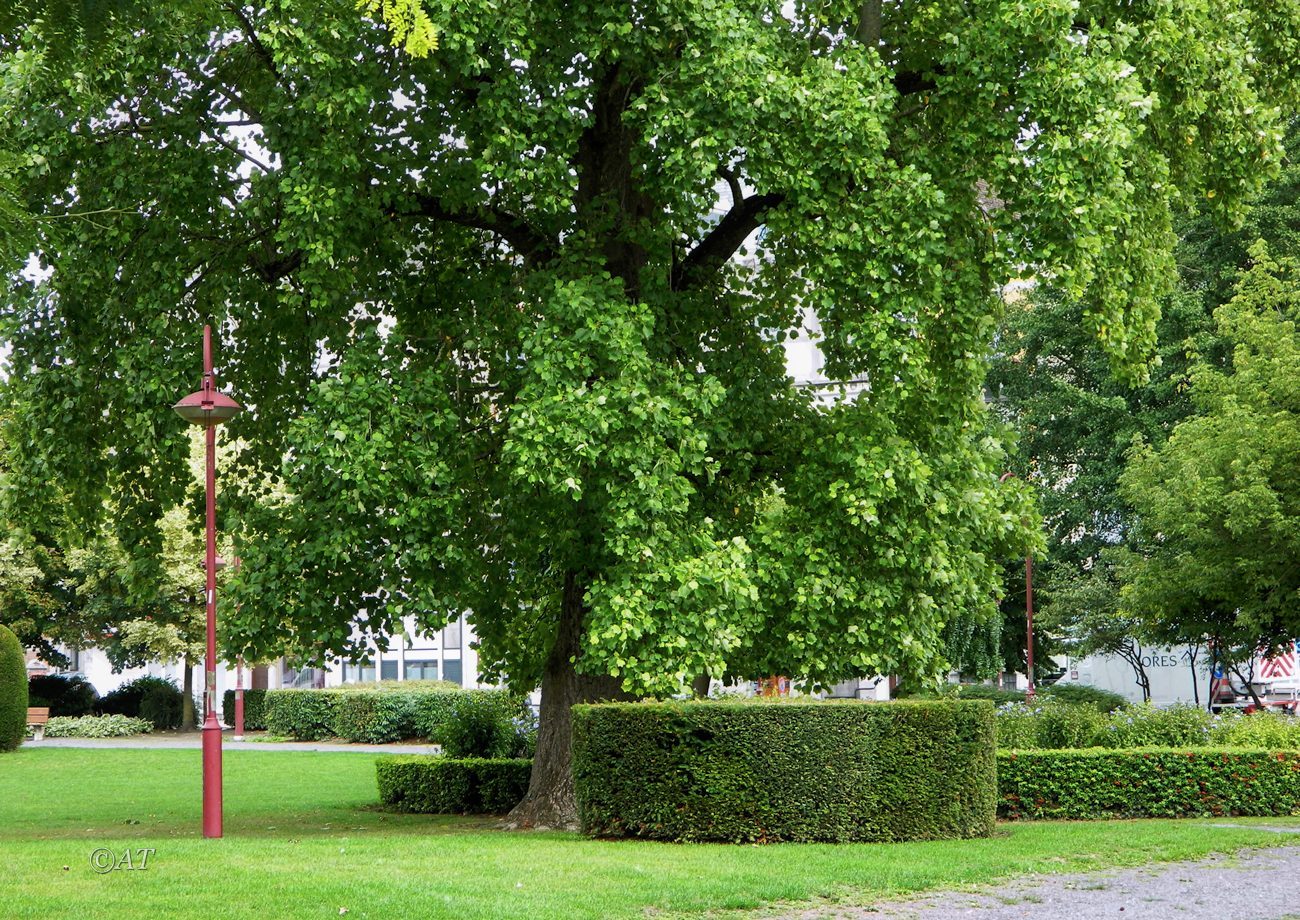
[30,735,439,754]
[778,835,1300,920]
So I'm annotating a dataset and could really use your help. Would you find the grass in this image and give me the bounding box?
[2,747,1299,920]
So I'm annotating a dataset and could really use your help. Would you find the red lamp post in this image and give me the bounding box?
[173,325,241,839]
[1000,472,1036,700]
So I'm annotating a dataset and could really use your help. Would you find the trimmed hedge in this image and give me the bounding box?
[221,689,268,731]
[264,689,336,740]
[998,748,1300,819]
[573,699,997,843]
[376,756,532,814]
[263,687,528,746]
[0,625,26,752]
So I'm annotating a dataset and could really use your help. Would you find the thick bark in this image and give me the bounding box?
[692,672,712,699]
[181,655,196,731]
[504,570,637,829]
[504,571,586,829]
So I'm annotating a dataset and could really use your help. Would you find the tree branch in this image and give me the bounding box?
[856,0,882,46]
[397,194,557,263]
[672,192,784,291]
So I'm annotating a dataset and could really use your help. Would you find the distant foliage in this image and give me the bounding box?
[1000,749,1300,820]
[99,676,184,729]
[0,625,26,752]
[44,714,152,738]
[27,674,99,717]
[1040,683,1128,713]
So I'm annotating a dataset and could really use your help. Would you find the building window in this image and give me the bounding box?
[442,616,462,651]
[343,660,376,683]
[443,658,463,686]
[405,659,438,681]
[380,659,398,681]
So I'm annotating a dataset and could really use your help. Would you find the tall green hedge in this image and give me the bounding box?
[573,700,997,843]
[999,748,1300,819]
[262,687,526,744]
[0,625,28,752]
[221,689,268,731]
[376,756,532,814]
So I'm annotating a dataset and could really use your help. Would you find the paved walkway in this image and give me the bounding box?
[32,734,439,754]
[777,837,1300,920]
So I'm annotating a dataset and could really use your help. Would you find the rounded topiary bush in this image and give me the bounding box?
[0,624,28,752]
[573,699,997,843]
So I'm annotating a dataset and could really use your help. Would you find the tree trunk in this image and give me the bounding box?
[504,571,587,830]
[504,570,638,829]
[1186,644,1200,708]
[181,655,196,731]
[692,672,711,699]
[1229,661,1265,709]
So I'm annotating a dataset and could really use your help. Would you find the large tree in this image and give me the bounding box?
[4,1,1297,825]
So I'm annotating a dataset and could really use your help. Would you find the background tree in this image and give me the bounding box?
[4,1,1298,826]
[989,125,1300,682]
[1120,243,1300,702]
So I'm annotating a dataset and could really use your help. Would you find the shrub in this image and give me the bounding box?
[1095,702,1213,748]
[263,689,336,740]
[994,699,1107,750]
[27,674,98,717]
[138,681,185,729]
[1209,710,1300,749]
[221,688,268,731]
[375,756,532,814]
[1041,683,1128,712]
[440,693,534,758]
[0,625,26,752]
[44,714,153,738]
[99,676,183,726]
[999,748,1300,819]
[572,699,997,843]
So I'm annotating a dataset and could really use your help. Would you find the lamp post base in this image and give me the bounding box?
[202,713,223,839]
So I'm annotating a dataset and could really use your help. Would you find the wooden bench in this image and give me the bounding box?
[26,707,49,742]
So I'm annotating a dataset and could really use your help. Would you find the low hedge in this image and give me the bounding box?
[572,699,997,843]
[221,689,268,731]
[375,756,532,814]
[44,715,153,738]
[262,687,527,746]
[998,748,1300,819]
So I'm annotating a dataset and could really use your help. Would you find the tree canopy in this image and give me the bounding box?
[4,0,1298,824]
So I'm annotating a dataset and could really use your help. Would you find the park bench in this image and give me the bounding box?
[26,707,49,741]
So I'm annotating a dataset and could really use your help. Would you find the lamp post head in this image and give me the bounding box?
[173,388,242,427]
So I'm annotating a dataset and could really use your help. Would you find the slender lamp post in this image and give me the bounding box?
[173,325,241,839]
[999,472,1036,700]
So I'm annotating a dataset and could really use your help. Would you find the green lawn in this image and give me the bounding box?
[2,747,1298,920]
